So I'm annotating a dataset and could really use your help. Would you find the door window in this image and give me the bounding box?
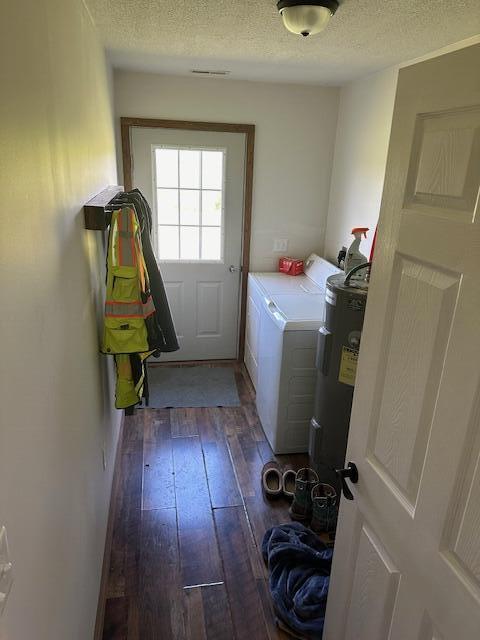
[153,146,225,262]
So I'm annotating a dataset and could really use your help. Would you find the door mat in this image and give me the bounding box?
[145,365,241,408]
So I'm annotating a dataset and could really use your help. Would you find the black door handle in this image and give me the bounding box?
[335,462,358,501]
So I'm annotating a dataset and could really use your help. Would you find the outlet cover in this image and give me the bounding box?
[273,238,288,253]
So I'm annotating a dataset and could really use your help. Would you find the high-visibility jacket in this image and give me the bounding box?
[101,205,158,409]
[108,190,179,353]
[114,352,152,409]
[114,354,140,409]
[102,206,155,355]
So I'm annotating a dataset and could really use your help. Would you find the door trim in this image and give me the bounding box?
[120,116,255,361]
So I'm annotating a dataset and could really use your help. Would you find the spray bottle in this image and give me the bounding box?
[344,227,369,275]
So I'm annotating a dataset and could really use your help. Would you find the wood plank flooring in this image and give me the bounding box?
[101,363,308,640]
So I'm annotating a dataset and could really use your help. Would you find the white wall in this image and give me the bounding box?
[0,1,120,639]
[114,71,339,271]
[323,35,480,264]
[323,67,398,262]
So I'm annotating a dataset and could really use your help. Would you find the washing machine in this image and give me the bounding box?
[245,254,340,454]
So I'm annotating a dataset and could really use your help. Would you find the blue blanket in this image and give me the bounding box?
[262,523,333,639]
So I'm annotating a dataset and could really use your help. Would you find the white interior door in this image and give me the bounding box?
[324,44,480,640]
[131,126,246,360]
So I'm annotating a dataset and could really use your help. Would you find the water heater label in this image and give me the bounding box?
[338,346,359,386]
[347,297,365,311]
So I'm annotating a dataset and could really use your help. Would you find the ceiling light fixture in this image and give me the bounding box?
[277,0,338,37]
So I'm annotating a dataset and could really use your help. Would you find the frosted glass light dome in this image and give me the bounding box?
[277,1,338,37]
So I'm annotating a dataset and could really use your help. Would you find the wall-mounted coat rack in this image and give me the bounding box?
[84,185,124,230]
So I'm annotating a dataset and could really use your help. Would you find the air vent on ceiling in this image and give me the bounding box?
[191,69,231,76]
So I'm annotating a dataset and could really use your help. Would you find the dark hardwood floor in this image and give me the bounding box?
[101,363,309,640]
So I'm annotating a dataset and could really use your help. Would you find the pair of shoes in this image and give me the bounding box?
[289,468,339,535]
[310,483,339,535]
[262,461,297,500]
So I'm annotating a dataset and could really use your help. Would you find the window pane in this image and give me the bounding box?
[202,190,222,226]
[157,189,179,224]
[180,226,200,260]
[158,226,179,259]
[201,227,221,260]
[179,150,200,188]
[202,151,223,189]
[180,189,200,225]
[155,148,178,188]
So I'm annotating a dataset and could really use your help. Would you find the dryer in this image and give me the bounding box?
[245,255,340,454]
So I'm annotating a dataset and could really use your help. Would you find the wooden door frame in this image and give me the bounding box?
[120,116,255,362]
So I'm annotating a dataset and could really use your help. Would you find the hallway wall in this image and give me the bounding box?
[323,66,398,262]
[113,71,339,271]
[0,1,119,639]
[323,35,480,264]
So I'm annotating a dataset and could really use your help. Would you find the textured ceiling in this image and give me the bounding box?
[84,0,480,84]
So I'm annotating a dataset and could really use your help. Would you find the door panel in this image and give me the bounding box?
[324,44,480,640]
[131,126,246,360]
[442,392,480,593]
[369,258,460,505]
[344,525,400,640]
[417,614,443,640]
[196,281,223,336]
[404,106,480,218]
[164,281,184,338]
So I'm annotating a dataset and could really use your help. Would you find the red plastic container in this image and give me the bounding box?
[278,257,304,276]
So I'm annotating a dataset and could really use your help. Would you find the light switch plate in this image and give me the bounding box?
[273,238,288,252]
[0,527,13,617]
